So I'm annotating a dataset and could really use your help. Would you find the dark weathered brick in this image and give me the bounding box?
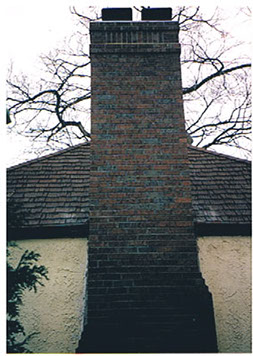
[7,15,250,353]
[78,20,218,353]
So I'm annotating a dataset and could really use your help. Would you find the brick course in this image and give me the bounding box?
[76,20,218,353]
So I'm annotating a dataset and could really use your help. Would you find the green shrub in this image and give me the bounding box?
[7,243,49,353]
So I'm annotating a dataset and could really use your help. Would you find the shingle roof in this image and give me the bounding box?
[188,146,251,224]
[7,143,251,230]
[7,143,90,229]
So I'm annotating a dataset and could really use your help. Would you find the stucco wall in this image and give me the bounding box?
[197,236,251,353]
[8,237,88,354]
[8,235,251,353]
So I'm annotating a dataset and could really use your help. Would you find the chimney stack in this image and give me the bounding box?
[77,8,217,353]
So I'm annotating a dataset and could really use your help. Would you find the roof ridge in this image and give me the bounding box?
[7,142,250,171]
[188,145,251,164]
[7,142,90,171]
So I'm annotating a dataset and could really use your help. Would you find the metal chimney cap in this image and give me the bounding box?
[102,8,132,21]
[141,7,172,21]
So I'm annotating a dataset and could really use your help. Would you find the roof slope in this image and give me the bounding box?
[7,143,251,229]
[7,143,90,229]
[188,146,251,224]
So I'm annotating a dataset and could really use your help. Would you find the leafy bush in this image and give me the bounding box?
[7,243,49,353]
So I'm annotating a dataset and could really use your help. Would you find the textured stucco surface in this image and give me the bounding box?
[8,235,251,353]
[198,236,251,353]
[8,238,88,353]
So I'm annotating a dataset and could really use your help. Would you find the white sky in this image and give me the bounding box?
[2,0,252,167]
[5,0,251,73]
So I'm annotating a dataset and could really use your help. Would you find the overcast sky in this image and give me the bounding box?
[6,0,251,72]
[3,0,252,167]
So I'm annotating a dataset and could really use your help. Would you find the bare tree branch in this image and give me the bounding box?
[6,6,251,159]
[183,63,251,94]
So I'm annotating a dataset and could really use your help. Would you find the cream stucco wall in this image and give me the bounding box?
[8,235,251,353]
[8,237,88,354]
[198,236,251,353]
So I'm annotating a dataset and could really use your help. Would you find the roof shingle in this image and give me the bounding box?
[7,143,90,228]
[188,146,251,224]
[7,143,251,229]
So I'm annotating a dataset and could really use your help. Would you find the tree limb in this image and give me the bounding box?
[183,63,251,94]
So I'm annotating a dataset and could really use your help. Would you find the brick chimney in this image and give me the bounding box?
[77,8,217,353]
